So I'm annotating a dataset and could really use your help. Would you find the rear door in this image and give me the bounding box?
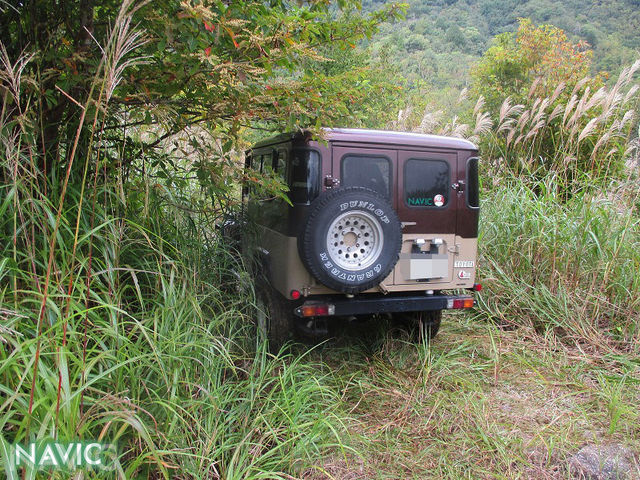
[395,150,458,285]
[331,145,397,208]
[397,150,457,235]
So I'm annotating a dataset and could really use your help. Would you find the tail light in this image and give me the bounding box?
[447,297,475,309]
[290,290,301,300]
[295,303,335,317]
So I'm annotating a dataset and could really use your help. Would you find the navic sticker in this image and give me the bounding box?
[407,195,446,207]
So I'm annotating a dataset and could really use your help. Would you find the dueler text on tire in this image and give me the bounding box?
[298,187,402,294]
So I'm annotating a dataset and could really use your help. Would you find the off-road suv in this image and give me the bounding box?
[244,128,480,349]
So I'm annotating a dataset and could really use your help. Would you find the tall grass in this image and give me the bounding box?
[394,60,639,193]
[0,3,350,478]
[476,173,640,351]
[482,61,639,188]
[391,59,640,351]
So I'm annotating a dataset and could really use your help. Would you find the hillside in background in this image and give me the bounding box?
[364,0,640,93]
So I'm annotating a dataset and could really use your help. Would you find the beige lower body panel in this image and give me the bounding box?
[257,226,477,298]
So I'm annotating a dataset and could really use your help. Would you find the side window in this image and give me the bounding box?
[275,149,287,182]
[247,153,266,197]
[290,149,320,204]
[466,157,479,208]
[260,152,272,173]
[341,155,391,198]
[404,159,450,208]
[255,154,263,174]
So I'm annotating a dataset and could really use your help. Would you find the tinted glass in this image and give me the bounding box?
[467,157,479,208]
[260,152,271,173]
[404,159,450,207]
[274,149,287,181]
[341,155,391,198]
[290,149,320,204]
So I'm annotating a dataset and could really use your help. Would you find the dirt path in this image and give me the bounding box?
[303,312,640,479]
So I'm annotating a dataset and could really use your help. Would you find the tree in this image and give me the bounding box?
[470,18,601,116]
[1,0,406,186]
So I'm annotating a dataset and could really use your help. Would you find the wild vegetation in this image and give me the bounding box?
[363,0,640,95]
[392,21,640,353]
[1,0,639,478]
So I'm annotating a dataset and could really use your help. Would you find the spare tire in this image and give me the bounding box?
[298,187,402,294]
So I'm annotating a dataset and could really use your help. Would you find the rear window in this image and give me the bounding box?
[341,155,391,198]
[404,159,450,208]
[290,149,320,204]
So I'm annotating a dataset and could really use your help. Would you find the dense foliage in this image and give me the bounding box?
[470,19,601,116]
[1,0,407,207]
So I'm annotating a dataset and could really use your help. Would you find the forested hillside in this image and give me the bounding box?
[364,0,640,92]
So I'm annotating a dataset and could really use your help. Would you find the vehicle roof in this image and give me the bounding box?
[326,128,477,150]
[252,128,477,151]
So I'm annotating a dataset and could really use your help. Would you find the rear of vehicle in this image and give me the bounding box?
[246,129,480,348]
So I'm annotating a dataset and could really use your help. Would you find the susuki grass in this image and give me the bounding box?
[394,59,639,193]
[477,173,640,351]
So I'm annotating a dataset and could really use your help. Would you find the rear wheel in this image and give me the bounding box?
[395,310,442,342]
[254,280,294,352]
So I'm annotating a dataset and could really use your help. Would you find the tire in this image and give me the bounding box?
[254,280,294,352]
[298,187,402,294]
[395,310,442,342]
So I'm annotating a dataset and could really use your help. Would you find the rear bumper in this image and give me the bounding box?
[293,294,475,317]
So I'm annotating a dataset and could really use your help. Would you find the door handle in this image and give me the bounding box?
[452,180,465,193]
[324,175,340,188]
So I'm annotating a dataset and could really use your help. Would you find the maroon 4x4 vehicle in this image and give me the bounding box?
[243,128,480,349]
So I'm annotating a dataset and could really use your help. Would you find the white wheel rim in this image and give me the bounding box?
[326,211,384,271]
